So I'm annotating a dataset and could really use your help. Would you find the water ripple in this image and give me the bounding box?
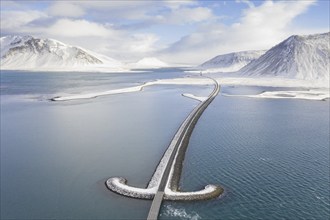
[161,95,330,219]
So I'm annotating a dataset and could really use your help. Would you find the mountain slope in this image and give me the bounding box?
[0,35,123,71]
[200,50,266,72]
[239,32,330,81]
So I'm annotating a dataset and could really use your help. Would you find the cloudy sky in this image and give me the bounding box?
[1,0,329,64]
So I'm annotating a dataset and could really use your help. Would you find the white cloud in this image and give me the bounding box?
[66,1,157,21]
[163,0,197,9]
[0,0,23,9]
[126,34,159,53]
[69,33,160,62]
[0,5,160,61]
[239,0,314,32]
[41,20,159,61]
[79,1,151,9]
[164,7,214,25]
[236,0,255,8]
[48,2,85,18]
[46,19,112,37]
[1,0,326,65]
[0,10,47,32]
[0,0,37,10]
[52,1,212,26]
[161,0,319,64]
[0,12,112,39]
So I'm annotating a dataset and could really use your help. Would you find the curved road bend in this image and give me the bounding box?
[147,77,220,220]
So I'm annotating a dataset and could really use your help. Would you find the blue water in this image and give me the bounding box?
[1,70,329,219]
[161,94,330,219]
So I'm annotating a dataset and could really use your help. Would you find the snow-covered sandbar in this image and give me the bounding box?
[51,77,214,101]
[50,75,329,102]
[223,89,330,101]
[182,93,208,102]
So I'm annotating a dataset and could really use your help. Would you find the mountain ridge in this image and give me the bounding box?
[200,50,266,72]
[0,35,123,71]
[239,32,330,81]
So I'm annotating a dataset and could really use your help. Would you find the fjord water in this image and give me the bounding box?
[0,69,186,97]
[0,70,210,219]
[161,91,330,219]
[1,70,329,219]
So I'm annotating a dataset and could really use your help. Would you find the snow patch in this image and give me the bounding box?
[51,77,214,101]
[129,57,168,69]
[200,50,266,72]
[223,89,330,101]
[51,83,152,101]
[182,93,208,102]
[51,75,328,102]
[215,76,329,88]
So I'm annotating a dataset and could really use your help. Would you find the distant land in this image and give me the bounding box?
[1,32,329,84]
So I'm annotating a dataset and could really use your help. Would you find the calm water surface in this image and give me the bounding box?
[1,70,329,219]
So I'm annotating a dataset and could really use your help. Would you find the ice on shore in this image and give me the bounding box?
[216,76,329,88]
[182,93,208,102]
[51,76,328,102]
[51,77,214,101]
[223,89,330,101]
[52,82,153,101]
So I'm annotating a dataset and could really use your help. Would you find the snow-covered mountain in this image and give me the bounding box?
[0,35,123,71]
[200,50,266,72]
[239,32,330,81]
[129,57,169,69]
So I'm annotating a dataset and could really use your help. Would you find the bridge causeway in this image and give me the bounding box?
[146,77,220,220]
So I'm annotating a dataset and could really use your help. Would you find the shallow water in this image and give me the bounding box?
[1,70,329,219]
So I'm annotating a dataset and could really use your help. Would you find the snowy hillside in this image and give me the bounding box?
[129,57,169,69]
[0,35,123,71]
[239,32,330,81]
[200,50,266,72]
